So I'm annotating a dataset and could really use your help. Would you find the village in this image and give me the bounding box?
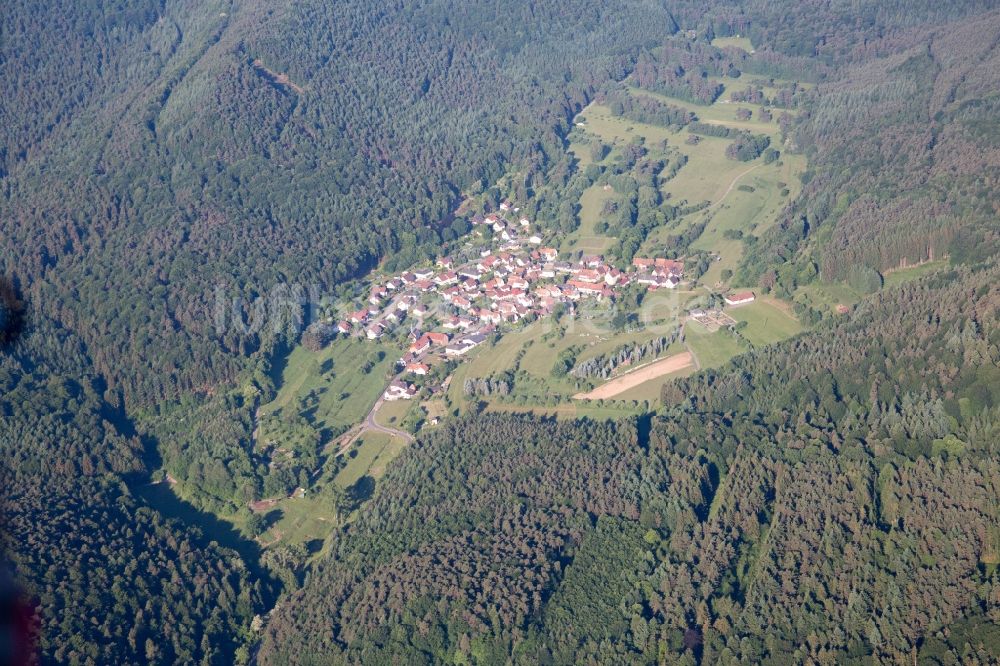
[328,203,722,401]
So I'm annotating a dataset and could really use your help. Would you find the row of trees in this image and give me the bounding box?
[570,332,680,379]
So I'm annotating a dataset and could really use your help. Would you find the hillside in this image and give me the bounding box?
[1,0,998,663]
[261,263,999,664]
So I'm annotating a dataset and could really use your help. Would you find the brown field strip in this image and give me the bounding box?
[573,351,694,400]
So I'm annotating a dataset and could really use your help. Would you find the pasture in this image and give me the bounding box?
[711,36,754,51]
[610,364,698,402]
[374,398,413,429]
[564,183,617,254]
[335,431,407,488]
[730,299,803,346]
[574,85,806,289]
[259,337,401,448]
[795,282,864,315]
[883,259,947,287]
[685,320,748,368]
[447,312,688,413]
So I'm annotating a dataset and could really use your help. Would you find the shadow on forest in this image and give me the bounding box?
[0,276,26,348]
[135,481,282,606]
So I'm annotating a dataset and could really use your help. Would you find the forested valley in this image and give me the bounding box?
[260,261,999,665]
[0,0,998,663]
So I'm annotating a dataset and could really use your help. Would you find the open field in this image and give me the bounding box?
[576,103,758,209]
[690,155,806,285]
[574,351,694,400]
[577,102,680,145]
[574,84,805,289]
[883,259,947,287]
[373,398,413,429]
[260,338,401,446]
[258,428,409,550]
[564,184,616,254]
[683,298,801,368]
[628,85,788,136]
[484,401,651,421]
[447,314,688,412]
[795,282,863,315]
[445,325,538,405]
[712,36,754,51]
[335,431,407,488]
[263,493,339,551]
[730,299,803,345]
[685,320,748,368]
[609,363,698,402]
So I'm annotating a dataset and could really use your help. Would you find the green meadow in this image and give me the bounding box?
[259,337,401,447]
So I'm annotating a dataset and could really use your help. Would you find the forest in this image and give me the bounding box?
[0,0,998,663]
[261,262,998,664]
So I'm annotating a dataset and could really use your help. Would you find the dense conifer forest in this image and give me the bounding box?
[0,0,998,663]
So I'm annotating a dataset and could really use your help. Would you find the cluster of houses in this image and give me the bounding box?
[339,249,685,344]
[332,210,688,401]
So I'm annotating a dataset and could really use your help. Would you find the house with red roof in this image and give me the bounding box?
[724,291,756,306]
[426,332,449,346]
[435,271,458,286]
[409,335,432,353]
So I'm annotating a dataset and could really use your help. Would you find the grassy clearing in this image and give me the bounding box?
[795,282,863,314]
[629,85,786,136]
[446,325,537,404]
[335,431,407,488]
[665,136,753,207]
[260,338,401,446]
[793,260,944,318]
[575,103,749,208]
[447,312,687,415]
[690,154,806,286]
[265,494,340,550]
[730,299,803,346]
[712,36,754,51]
[685,320,748,368]
[883,260,947,287]
[374,398,413,429]
[484,401,651,421]
[573,89,805,286]
[564,184,616,254]
[423,398,449,423]
[577,103,679,145]
[683,297,801,368]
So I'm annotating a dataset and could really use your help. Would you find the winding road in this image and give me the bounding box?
[362,395,415,443]
[334,378,415,456]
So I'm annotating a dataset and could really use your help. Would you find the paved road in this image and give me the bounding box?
[335,377,415,456]
[362,396,415,443]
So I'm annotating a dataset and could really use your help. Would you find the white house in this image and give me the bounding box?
[384,380,417,400]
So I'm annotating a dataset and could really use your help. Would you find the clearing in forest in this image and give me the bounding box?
[563,184,617,254]
[711,36,755,51]
[571,78,806,290]
[258,338,400,447]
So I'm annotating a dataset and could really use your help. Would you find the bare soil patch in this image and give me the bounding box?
[573,351,694,400]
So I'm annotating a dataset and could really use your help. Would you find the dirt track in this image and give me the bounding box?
[573,351,694,400]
